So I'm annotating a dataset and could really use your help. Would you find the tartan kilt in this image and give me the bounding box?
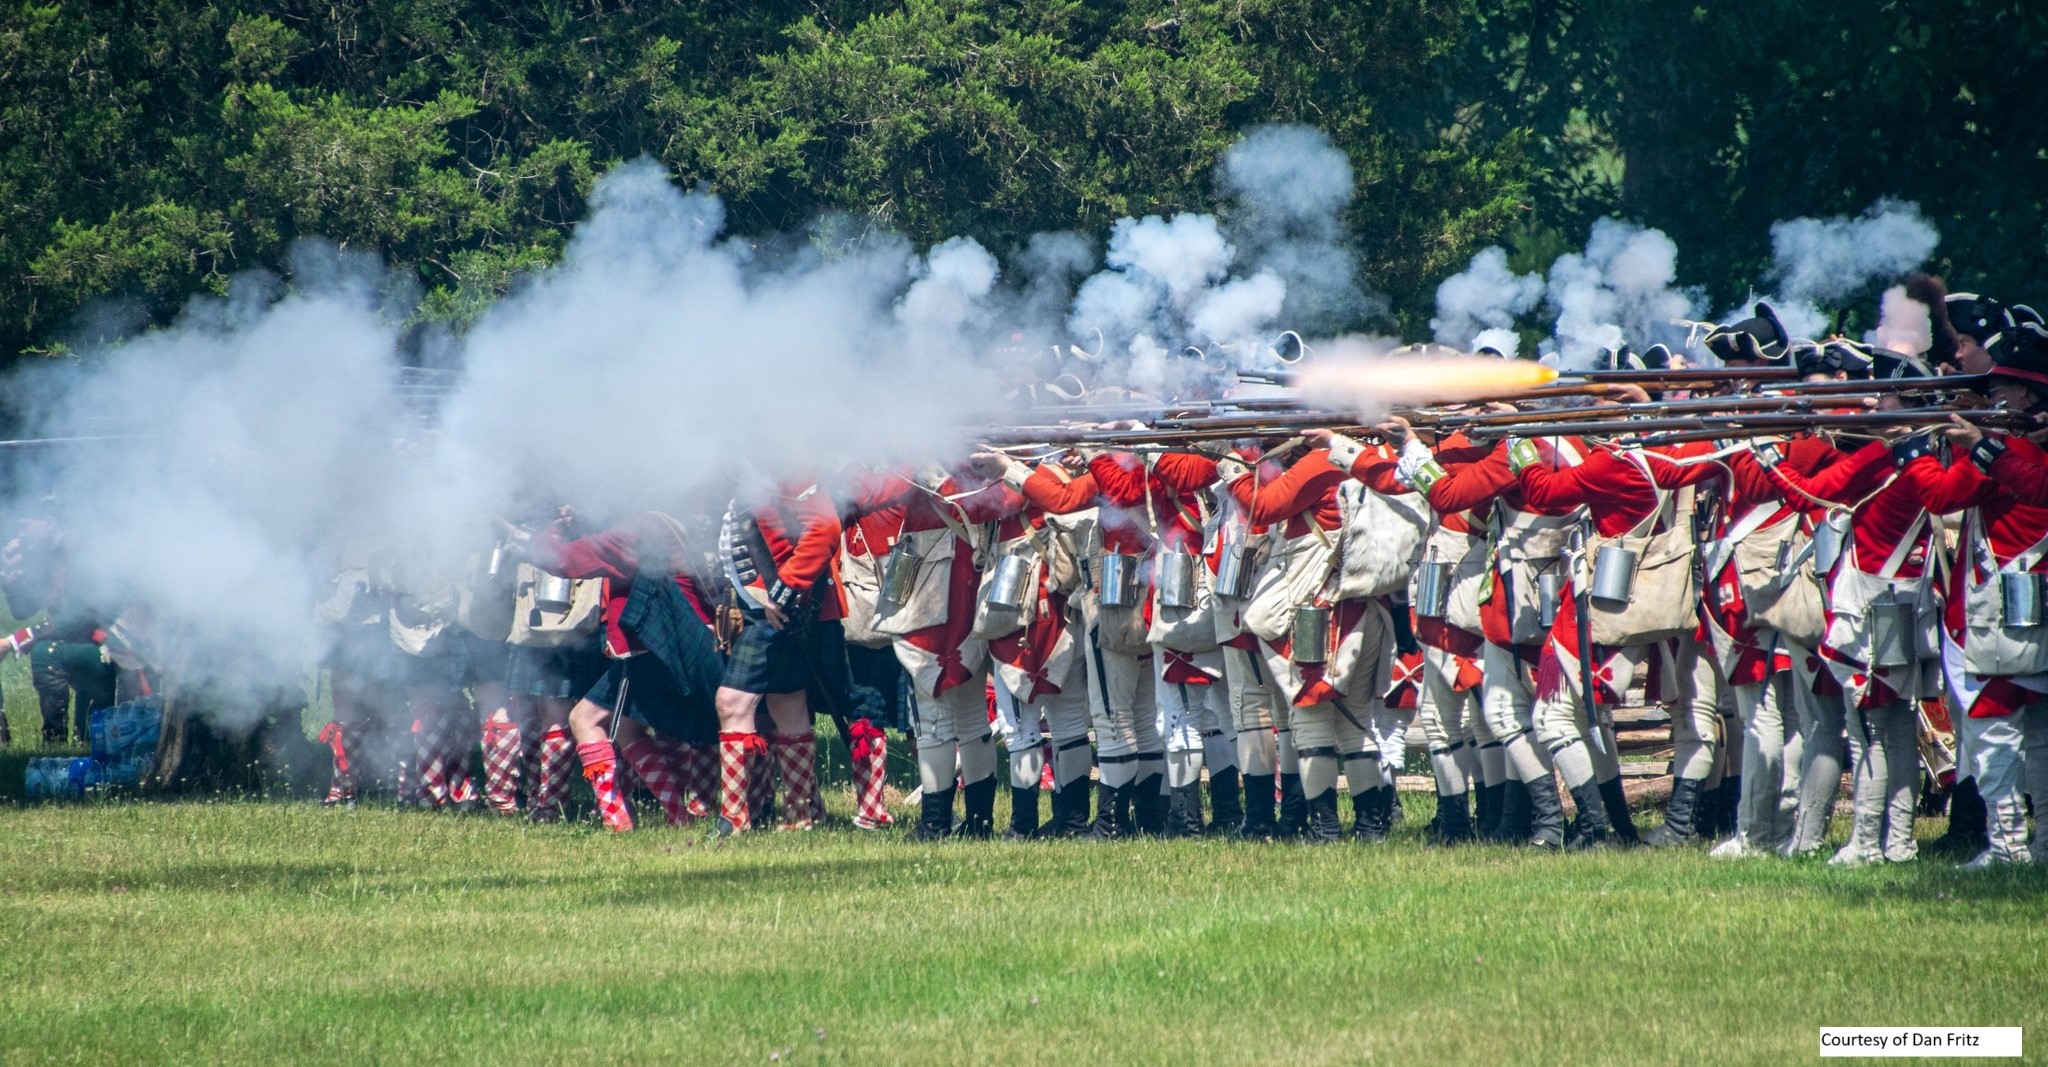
[586,654,717,745]
[722,618,844,698]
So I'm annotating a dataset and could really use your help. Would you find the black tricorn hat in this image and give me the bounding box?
[1990,322,2048,391]
[1599,342,1672,372]
[1867,344,1933,381]
[1796,340,1873,379]
[2010,304,2043,329]
[1703,302,1790,364]
[1945,293,2010,345]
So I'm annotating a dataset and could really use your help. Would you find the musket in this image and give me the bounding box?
[1007,396,1317,422]
[1462,408,2029,441]
[1435,393,1859,429]
[1751,374,1992,397]
[1635,409,2039,446]
[981,421,1376,448]
[1556,366,1801,384]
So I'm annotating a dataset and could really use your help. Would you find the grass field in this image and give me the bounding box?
[4,777,2047,1066]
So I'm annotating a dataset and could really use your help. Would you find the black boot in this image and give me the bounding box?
[1427,792,1474,846]
[1495,779,1534,843]
[1047,777,1092,837]
[1644,776,1705,848]
[1206,766,1243,835]
[908,787,955,841]
[1473,782,1502,841]
[1088,780,1128,840]
[1599,777,1640,847]
[1006,784,1041,840]
[1131,772,1168,835]
[1929,777,1990,857]
[1166,783,1204,837]
[1275,772,1307,839]
[1700,774,1738,838]
[1237,773,1277,838]
[1352,787,1393,843]
[1387,787,1406,827]
[1566,780,1614,850]
[1303,789,1343,842]
[1525,775,1566,850]
[958,777,997,839]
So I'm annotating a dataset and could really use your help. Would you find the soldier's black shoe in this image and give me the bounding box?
[1205,766,1243,835]
[1236,773,1277,839]
[1087,780,1129,840]
[1275,772,1307,840]
[1928,777,1990,857]
[1131,772,1168,836]
[1005,784,1040,840]
[1165,782,1204,837]
[1352,786,1394,843]
[1599,776,1640,847]
[1494,779,1536,844]
[1644,776,1706,848]
[1473,781,1502,840]
[1525,774,1567,850]
[1566,780,1614,850]
[957,777,996,839]
[1303,790,1343,843]
[907,787,955,841]
[1426,791,1474,846]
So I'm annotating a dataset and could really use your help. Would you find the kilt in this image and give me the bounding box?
[585,654,716,744]
[722,618,844,697]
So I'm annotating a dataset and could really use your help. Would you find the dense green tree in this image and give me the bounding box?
[5,0,2040,360]
[1464,0,2048,322]
[0,0,1523,357]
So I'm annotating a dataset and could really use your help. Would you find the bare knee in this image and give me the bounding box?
[764,690,811,736]
[715,686,761,733]
[567,698,610,737]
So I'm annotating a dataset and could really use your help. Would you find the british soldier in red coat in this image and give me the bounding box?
[1512,435,1724,848]
[1757,432,1939,865]
[712,481,845,835]
[844,464,1023,839]
[1919,323,2048,866]
[1321,421,1494,844]
[1392,431,1588,848]
[1225,440,1402,842]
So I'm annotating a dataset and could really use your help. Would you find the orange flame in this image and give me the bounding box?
[1295,353,1558,409]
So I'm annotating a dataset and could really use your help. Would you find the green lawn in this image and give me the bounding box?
[2,789,2044,1066]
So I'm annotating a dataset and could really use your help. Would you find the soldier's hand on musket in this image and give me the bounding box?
[1946,414,1985,450]
[967,450,1012,477]
[1601,383,1652,404]
[1375,415,1415,446]
[1059,447,1090,472]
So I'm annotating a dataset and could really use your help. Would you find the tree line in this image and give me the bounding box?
[2,0,2041,361]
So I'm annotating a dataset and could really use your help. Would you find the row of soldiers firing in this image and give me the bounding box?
[296,282,2048,868]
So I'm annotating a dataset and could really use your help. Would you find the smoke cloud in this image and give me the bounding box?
[1542,219,1702,367]
[1868,284,1934,356]
[6,124,1394,722]
[1431,246,1544,357]
[1754,199,1940,340]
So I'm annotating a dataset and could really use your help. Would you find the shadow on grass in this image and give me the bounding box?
[1800,851,2048,905]
[11,853,905,904]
